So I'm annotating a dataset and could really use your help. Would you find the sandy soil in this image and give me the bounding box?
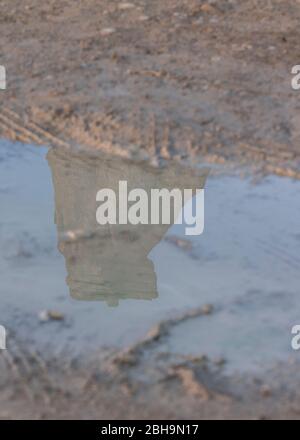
[0,0,300,176]
[2,328,300,421]
[1,0,300,420]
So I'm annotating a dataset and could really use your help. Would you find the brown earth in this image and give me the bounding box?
[0,0,300,175]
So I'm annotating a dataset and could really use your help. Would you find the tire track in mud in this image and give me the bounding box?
[110,304,215,368]
[1,106,300,180]
[0,106,70,149]
[257,237,300,271]
[105,304,233,402]
[0,334,63,414]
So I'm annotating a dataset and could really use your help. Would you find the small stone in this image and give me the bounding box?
[165,235,192,251]
[214,357,226,367]
[201,4,217,13]
[118,2,135,10]
[261,385,272,398]
[201,304,214,315]
[38,310,65,323]
[100,28,116,37]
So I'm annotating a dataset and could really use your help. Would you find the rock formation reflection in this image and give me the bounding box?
[47,147,207,306]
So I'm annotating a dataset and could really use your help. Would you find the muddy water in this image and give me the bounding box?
[0,139,299,375]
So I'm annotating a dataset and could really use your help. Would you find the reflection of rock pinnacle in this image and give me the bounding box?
[47,147,208,306]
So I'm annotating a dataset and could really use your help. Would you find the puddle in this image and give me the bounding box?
[0,139,299,375]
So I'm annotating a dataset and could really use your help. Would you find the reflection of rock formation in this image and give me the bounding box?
[47,147,208,306]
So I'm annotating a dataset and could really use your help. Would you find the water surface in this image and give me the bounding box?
[0,139,299,374]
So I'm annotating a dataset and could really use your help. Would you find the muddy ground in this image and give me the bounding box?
[0,0,300,420]
[2,332,300,420]
[1,0,300,175]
